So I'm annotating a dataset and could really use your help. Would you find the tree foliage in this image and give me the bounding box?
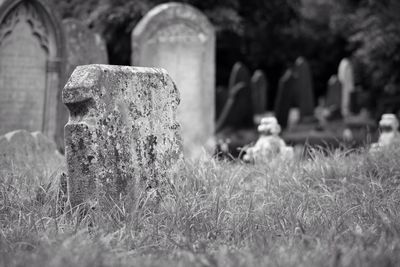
[51,0,400,110]
[333,0,400,94]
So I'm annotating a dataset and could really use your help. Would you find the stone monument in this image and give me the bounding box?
[338,58,355,117]
[221,62,253,128]
[55,18,108,151]
[63,65,182,207]
[325,74,342,119]
[294,57,314,118]
[250,70,268,115]
[132,3,215,158]
[0,0,65,138]
[274,69,297,129]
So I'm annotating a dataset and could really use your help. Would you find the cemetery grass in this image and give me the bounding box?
[1,146,400,267]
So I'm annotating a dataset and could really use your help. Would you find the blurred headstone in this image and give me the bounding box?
[55,19,109,152]
[294,57,314,118]
[63,65,182,207]
[250,70,268,115]
[0,0,65,139]
[287,108,301,130]
[338,58,355,117]
[0,129,65,200]
[220,62,253,128]
[274,69,297,129]
[132,3,215,158]
[325,75,342,119]
[326,75,342,109]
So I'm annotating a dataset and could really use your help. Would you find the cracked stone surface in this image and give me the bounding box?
[63,64,182,206]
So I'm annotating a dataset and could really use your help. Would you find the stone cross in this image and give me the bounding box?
[250,70,268,115]
[63,65,182,207]
[132,3,215,158]
[338,58,355,117]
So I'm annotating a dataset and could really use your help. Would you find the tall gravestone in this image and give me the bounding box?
[251,70,268,115]
[63,65,182,207]
[55,18,109,151]
[132,3,215,158]
[294,57,314,118]
[0,0,65,138]
[326,75,342,111]
[274,69,297,129]
[216,62,252,131]
[338,58,355,117]
[222,62,253,128]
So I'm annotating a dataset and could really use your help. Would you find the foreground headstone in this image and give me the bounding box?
[63,65,182,206]
[55,19,109,151]
[251,70,268,115]
[338,58,355,117]
[132,3,215,158]
[0,0,65,138]
[0,129,65,200]
[294,57,314,118]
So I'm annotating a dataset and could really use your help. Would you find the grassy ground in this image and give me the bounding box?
[1,145,400,267]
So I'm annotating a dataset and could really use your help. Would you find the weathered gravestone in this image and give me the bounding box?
[0,129,65,200]
[132,3,215,158]
[63,65,182,207]
[216,62,253,131]
[274,69,297,129]
[0,0,65,138]
[251,70,268,115]
[55,18,109,151]
[338,58,355,117]
[294,57,314,118]
[326,75,342,113]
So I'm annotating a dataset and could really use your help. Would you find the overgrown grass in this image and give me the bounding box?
[1,145,400,266]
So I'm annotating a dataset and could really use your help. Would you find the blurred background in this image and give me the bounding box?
[52,0,400,107]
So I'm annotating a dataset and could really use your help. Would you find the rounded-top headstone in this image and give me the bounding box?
[0,129,65,200]
[221,62,253,128]
[132,3,215,159]
[228,62,251,90]
[294,56,314,117]
[274,68,297,129]
[338,58,355,117]
[251,70,268,114]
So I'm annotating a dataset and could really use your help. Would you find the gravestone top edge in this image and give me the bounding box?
[251,69,267,82]
[62,64,174,104]
[132,2,214,41]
